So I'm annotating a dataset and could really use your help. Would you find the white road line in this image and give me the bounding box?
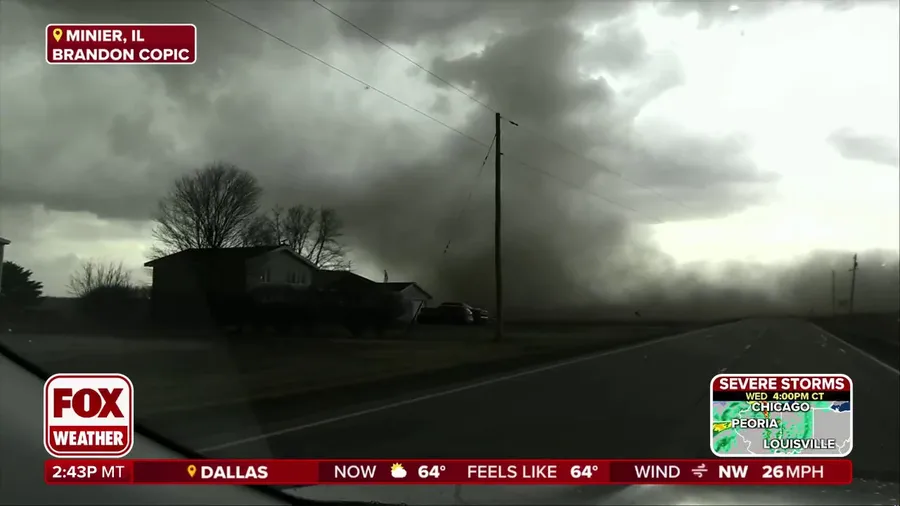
[809,323,899,375]
[199,320,742,453]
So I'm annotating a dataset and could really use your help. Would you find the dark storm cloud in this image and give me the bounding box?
[1,0,337,221]
[287,12,787,312]
[329,0,634,47]
[0,55,191,221]
[22,0,335,110]
[430,21,614,124]
[781,250,900,314]
[2,0,897,313]
[828,128,899,168]
[1,0,768,223]
[621,132,779,217]
[429,19,776,220]
[634,134,763,189]
[576,16,650,72]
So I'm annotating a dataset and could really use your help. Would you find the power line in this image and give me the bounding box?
[205,0,659,222]
[310,0,494,114]
[203,0,484,149]
[310,0,693,212]
[510,156,659,222]
[442,134,496,257]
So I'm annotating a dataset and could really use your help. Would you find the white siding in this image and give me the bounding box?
[397,299,426,323]
[396,284,430,322]
[245,249,314,291]
[400,284,431,302]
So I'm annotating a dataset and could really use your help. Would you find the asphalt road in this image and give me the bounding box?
[194,318,898,482]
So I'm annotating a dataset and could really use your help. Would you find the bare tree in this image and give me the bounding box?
[309,208,351,270]
[282,205,317,253]
[241,205,351,270]
[67,260,133,297]
[241,212,280,247]
[152,162,262,255]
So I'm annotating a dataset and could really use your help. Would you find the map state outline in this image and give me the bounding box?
[709,373,853,458]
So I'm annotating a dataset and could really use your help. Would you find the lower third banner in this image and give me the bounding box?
[45,458,852,486]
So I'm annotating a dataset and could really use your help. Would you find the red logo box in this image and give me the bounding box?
[44,373,134,458]
[45,23,197,65]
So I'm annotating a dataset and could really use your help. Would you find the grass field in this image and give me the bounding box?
[0,321,709,417]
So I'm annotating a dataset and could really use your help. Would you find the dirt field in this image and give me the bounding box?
[0,322,707,417]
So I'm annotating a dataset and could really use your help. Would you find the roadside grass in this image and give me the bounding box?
[20,335,603,415]
[6,321,720,417]
[808,312,899,369]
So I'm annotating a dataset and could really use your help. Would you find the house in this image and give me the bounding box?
[143,245,316,323]
[313,270,380,294]
[144,246,435,330]
[314,272,433,324]
[0,237,9,289]
[383,282,433,323]
[312,269,398,311]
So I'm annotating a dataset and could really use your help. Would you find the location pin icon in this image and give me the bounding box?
[187,465,197,478]
[52,28,62,43]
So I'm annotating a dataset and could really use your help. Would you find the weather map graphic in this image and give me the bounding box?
[710,374,852,457]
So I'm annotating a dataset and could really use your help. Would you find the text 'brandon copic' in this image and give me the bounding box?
[45,24,196,65]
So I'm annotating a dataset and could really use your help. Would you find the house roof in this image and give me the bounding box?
[313,272,432,299]
[144,246,316,268]
[0,237,9,245]
[313,270,377,290]
[384,282,433,300]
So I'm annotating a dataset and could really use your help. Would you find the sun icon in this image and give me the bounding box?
[390,463,407,479]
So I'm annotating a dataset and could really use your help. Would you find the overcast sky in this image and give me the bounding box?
[1,0,898,316]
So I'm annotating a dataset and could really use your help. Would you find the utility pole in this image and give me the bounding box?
[831,269,836,317]
[848,254,858,315]
[494,112,503,341]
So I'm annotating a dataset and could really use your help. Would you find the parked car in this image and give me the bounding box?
[469,305,490,324]
[417,302,488,325]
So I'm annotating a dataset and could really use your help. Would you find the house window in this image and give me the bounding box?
[260,269,270,283]
[287,272,298,284]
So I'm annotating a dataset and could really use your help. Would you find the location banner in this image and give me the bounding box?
[45,24,196,65]
[711,374,853,458]
[45,459,852,486]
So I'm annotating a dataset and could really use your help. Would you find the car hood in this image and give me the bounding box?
[285,480,899,505]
